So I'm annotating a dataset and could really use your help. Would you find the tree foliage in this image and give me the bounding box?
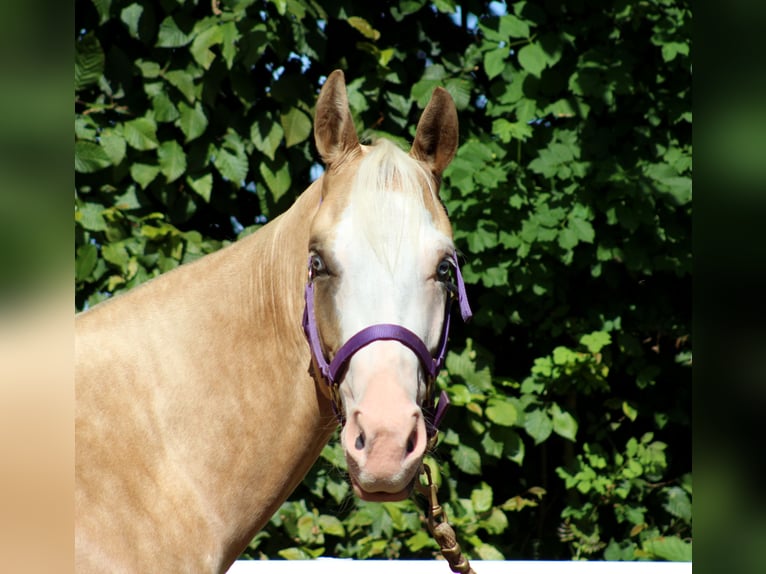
[75,0,691,561]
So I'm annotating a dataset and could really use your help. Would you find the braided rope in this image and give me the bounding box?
[416,463,477,574]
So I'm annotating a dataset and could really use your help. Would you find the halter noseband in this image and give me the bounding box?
[301,251,472,438]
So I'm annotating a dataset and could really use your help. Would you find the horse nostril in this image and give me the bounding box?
[355,433,365,450]
[406,435,415,454]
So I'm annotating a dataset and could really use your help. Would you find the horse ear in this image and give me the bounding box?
[314,70,360,167]
[410,87,459,177]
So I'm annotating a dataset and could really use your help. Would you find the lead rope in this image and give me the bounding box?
[416,462,477,574]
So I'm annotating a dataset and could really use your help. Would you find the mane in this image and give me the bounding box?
[348,139,439,272]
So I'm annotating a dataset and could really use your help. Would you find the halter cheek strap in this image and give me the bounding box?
[301,251,472,436]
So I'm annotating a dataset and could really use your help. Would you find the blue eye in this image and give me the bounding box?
[437,259,451,281]
[310,254,327,275]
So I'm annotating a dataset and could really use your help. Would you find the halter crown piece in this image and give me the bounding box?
[302,251,472,438]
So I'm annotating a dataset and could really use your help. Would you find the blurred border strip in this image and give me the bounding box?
[0,0,74,572]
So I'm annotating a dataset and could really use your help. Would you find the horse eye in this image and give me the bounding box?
[310,254,326,275]
[437,259,451,281]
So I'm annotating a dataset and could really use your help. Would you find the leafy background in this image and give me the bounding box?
[75,0,691,562]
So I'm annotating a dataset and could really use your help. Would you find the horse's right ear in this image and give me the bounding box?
[314,70,360,167]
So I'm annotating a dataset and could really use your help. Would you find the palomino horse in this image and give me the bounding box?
[75,70,471,572]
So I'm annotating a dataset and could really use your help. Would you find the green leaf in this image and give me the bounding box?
[557,227,578,250]
[518,43,547,77]
[326,479,349,505]
[452,443,482,475]
[75,243,98,281]
[661,42,689,63]
[483,507,509,535]
[484,47,508,80]
[251,117,284,161]
[177,101,208,142]
[213,135,249,184]
[280,107,312,148]
[485,398,518,427]
[471,482,493,513]
[411,78,441,108]
[165,70,197,103]
[259,160,292,202]
[503,429,525,465]
[570,217,595,243]
[152,92,180,123]
[101,242,130,268]
[220,21,240,69]
[156,16,194,48]
[75,141,112,173]
[406,529,434,552]
[75,203,108,231]
[622,400,638,422]
[476,543,505,560]
[347,16,381,40]
[445,78,472,110]
[157,140,187,183]
[550,403,578,442]
[99,130,127,165]
[524,408,553,445]
[120,4,144,39]
[480,429,504,458]
[318,514,345,537]
[432,0,455,14]
[643,536,692,562]
[135,59,161,79]
[663,486,692,522]
[493,118,533,143]
[75,32,105,91]
[278,547,312,560]
[123,117,158,150]
[499,14,530,39]
[186,173,213,203]
[130,163,160,189]
[580,331,611,353]
[90,0,112,25]
[270,0,288,16]
[190,24,223,69]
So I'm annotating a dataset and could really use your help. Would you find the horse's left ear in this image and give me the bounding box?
[410,87,459,177]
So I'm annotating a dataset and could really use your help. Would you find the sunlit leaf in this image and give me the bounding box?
[485,398,518,427]
[518,42,546,77]
[259,160,291,202]
[524,409,553,445]
[156,16,194,47]
[75,141,112,173]
[177,101,208,142]
[158,140,187,183]
[551,403,578,441]
[452,443,482,475]
[123,117,159,151]
[280,107,312,148]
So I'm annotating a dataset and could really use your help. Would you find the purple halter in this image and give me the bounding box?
[302,251,472,437]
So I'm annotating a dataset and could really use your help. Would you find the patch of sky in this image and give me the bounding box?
[230,216,245,234]
[489,1,507,16]
[310,163,325,182]
[288,52,311,73]
[447,2,506,30]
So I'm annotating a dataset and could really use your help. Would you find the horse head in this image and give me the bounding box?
[304,70,469,502]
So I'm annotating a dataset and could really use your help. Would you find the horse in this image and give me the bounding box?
[75,70,471,573]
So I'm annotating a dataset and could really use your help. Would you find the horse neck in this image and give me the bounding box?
[196,178,337,564]
[76,178,336,572]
